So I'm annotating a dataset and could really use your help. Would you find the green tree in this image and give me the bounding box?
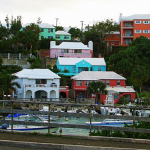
[87,81,108,103]
[37,17,42,24]
[0,72,21,99]
[84,19,119,57]
[10,16,22,35]
[68,28,81,39]
[55,26,64,31]
[107,36,150,92]
[0,25,9,40]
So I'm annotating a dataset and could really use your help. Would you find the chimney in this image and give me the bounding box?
[88,41,93,50]
[99,54,102,58]
[50,41,56,49]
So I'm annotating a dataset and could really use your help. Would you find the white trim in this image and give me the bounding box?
[143,30,150,33]
[135,20,141,24]
[135,30,141,33]
[143,21,149,24]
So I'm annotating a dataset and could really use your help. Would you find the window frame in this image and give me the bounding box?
[135,30,141,33]
[143,21,149,24]
[76,81,82,86]
[135,20,141,24]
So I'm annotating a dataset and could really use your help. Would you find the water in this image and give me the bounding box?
[37,116,103,136]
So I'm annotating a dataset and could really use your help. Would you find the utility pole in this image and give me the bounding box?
[80,21,84,32]
[80,21,84,41]
[55,18,59,27]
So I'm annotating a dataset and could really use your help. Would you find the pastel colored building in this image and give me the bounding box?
[71,71,135,104]
[50,41,93,58]
[13,69,61,100]
[21,23,55,40]
[104,31,120,47]
[55,30,71,41]
[56,57,106,76]
[119,13,150,46]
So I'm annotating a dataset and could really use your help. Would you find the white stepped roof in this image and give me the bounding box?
[71,71,126,80]
[13,69,60,79]
[55,30,71,35]
[51,42,90,49]
[58,57,106,66]
[122,14,150,20]
[107,86,135,93]
[22,23,55,28]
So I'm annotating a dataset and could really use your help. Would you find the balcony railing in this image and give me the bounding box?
[124,25,133,27]
[123,34,133,37]
[124,41,131,45]
[25,84,57,88]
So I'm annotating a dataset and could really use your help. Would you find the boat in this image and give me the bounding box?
[1,116,58,133]
[4,114,29,121]
[85,119,137,126]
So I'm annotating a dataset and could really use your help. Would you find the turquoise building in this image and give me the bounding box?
[20,23,55,40]
[56,57,106,76]
[55,31,71,41]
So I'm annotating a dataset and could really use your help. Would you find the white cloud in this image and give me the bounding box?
[0,0,150,28]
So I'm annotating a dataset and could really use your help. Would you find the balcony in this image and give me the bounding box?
[25,84,58,88]
[123,34,133,38]
[123,25,133,28]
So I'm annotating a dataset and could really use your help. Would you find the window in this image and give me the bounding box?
[56,35,60,39]
[64,35,69,39]
[48,36,53,39]
[76,81,82,86]
[117,35,119,38]
[85,81,91,86]
[74,50,82,53]
[41,36,44,39]
[106,80,110,86]
[114,95,119,99]
[73,67,75,73]
[102,80,105,84]
[135,30,141,33]
[111,42,114,45]
[117,80,120,86]
[143,30,149,33]
[41,28,44,32]
[143,21,149,24]
[135,21,141,24]
[48,29,53,33]
[61,49,68,53]
[98,67,101,71]
[64,67,67,70]
[36,79,47,84]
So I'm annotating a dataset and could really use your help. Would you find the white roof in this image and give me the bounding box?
[51,42,90,49]
[122,14,150,21]
[107,86,135,93]
[58,57,106,66]
[13,69,60,79]
[22,23,55,28]
[71,71,126,80]
[55,30,71,35]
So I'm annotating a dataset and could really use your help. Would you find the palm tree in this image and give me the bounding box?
[87,81,108,103]
[0,72,21,99]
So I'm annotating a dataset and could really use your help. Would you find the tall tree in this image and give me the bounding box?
[55,26,64,31]
[10,16,22,35]
[68,27,81,39]
[37,17,42,24]
[0,72,21,99]
[87,81,108,103]
[84,19,119,57]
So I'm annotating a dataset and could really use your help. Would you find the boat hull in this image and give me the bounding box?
[5,125,58,133]
[86,120,136,126]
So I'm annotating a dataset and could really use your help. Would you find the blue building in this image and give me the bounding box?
[56,57,106,76]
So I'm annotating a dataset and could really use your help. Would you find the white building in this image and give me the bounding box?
[13,69,60,100]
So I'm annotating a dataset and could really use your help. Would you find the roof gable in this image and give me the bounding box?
[13,69,60,79]
[71,71,126,80]
[76,59,92,67]
[57,57,106,66]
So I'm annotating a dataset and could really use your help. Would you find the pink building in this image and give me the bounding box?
[50,41,93,58]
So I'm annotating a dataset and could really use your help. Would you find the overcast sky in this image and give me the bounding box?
[1,0,150,28]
